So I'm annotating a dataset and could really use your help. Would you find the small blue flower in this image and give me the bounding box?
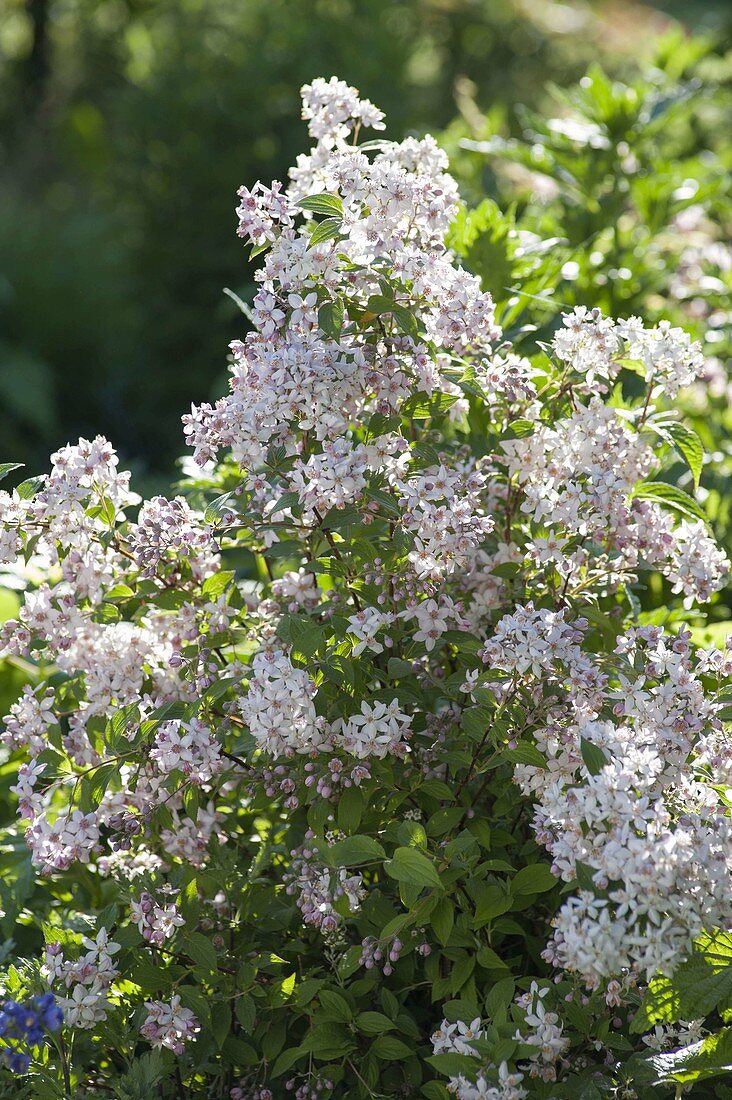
[0,993,63,1075]
[6,1051,31,1074]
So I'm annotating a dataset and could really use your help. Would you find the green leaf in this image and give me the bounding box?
[632,480,707,524]
[277,613,326,658]
[297,193,344,217]
[271,1046,306,1077]
[427,1052,477,1077]
[387,657,414,677]
[16,475,46,500]
[336,945,363,981]
[403,392,460,420]
[128,957,173,994]
[384,846,442,890]
[419,778,455,800]
[637,1028,732,1085]
[449,954,476,994]
[422,1083,451,1100]
[431,897,455,946]
[357,1011,396,1035]
[319,989,353,1022]
[371,1035,413,1060]
[202,570,235,599]
[0,462,23,482]
[308,216,343,248]
[235,995,256,1033]
[497,743,547,768]
[270,490,301,516]
[426,807,465,837]
[648,421,704,489]
[299,1022,354,1058]
[485,976,516,1016]
[473,883,512,924]
[337,785,364,834]
[476,945,509,970]
[580,737,607,777]
[104,583,136,602]
[183,931,218,973]
[212,1001,232,1048]
[631,932,732,1033]
[86,761,118,807]
[325,834,385,867]
[318,298,345,339]
[575,861,596,892]
[511,863,556,896]
[204,491,238,526]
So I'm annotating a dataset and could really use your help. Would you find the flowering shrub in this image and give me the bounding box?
[0,76,731,1099]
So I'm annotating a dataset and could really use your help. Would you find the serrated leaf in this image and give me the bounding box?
[104,583,135,602]
[202,570,235,599]
[511,863,556,896]
[431,897,455,946]
[648,421,704,489]
[419,778,455,800]
[371,1035,413,1060]
[297,193,344,217]
[639,1028,732,1084]
[575,861,596,892]
[422,1082,451,1100]
[357,1011,396,1035]
[319,989,352,1022]
[212,1001,232,1048]
[580,737,607,777]
[426,808,465,838]
[403,392,460,420]
[498,743,547,768]
[473,883,512,924]
[235,994,256,1032]
[632,480,707,524]
[631,932,732,1033]
[427,1052,477,1077]
[16,475,46,500]
[325,834,385,867]
[270,490,300,515]
[336,785,363,834]
[271,1046,306,1078]
[308,216,343,248]
[299,1021,353,1057]
[0,462,23,482]
[183,931,218,973]
[318,298,345,339]
[86,761,118,807]
[384,846,442,890]
[204,491,238,526]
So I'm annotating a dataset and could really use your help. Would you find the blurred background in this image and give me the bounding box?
[0,0,729,489]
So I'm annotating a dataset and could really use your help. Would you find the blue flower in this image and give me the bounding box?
[5,1051,30,1074]
[0,993,63,1076]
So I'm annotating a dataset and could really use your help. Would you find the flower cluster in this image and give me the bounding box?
[42,929,120,1029]
[141,994,200,1054]
[509,622,732,986]
[285,837,365,936]
[130,891,185,946]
